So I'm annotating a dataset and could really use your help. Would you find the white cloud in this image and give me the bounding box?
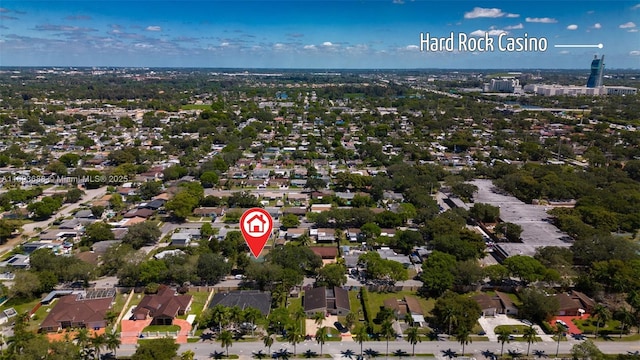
[303,44,316,50]
[593,23,602,29]
[393,0,405,4]
[470,29,508,37]
[273,43,286,49]
[220,42,229,47]
[322,41,333,46]
[526,17,558,23]
[559,50,570,54]
[146,25,161,32]
[464,7,504,19]
[630,50,640,55]
[506,13,520,18]
[629,29,639,32]
[619,21,637,28]
[567,24,578,30]
[405,44,419,51]
[632,3,640,9]
[505,23,524,30]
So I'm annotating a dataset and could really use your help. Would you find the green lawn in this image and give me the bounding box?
[142,324,181,332]
[179,290,210,320]
[366,290,435,321]
[494,325,531,334]
[1,296,41,317]
[348,291,364,322]
[573,318,623,335]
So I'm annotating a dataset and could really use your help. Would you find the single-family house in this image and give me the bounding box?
[133,285,192,325]
[303,286,350,316]
[208,290,272,316]
[40,294,113,332]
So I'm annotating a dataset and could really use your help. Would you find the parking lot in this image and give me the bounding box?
[471,179,572,257]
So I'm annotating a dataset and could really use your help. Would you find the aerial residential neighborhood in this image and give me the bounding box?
[0,1,639,358]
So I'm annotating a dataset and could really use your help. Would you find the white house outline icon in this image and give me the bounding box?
[246,214,267,233]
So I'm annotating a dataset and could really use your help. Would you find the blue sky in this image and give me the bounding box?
[0,1,638,69]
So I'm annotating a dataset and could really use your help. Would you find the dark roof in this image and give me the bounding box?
[141,199,166,210]
[304,287,327,312]
[134,285,192,319]
[40,294,113,330]
[304,286,350,312]
[473,293,501,311]
[571,291,595,309]
[209,290,271,316]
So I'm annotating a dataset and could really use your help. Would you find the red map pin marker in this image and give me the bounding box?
[240,208,274,258]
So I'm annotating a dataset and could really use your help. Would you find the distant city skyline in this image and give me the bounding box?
[0,1,639,69]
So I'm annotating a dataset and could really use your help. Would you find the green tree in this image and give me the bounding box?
[406,326,421,356]
[571,339,604,360]
[105,331,121,358]
[90,333,106,359]
[503,255,547,285]
[523,325,538,356]
[200,171,219,188]
[496,327,511,357]
[419,251,456,297]
[380,319,395,357]
[469,203,500,223]
[219,330,234,358]
[353,324,368,358]
[494,222,523,242]
[263,334,274,355]
[131,338,179,360]
[456,327,471,355]
[121,221,161,249]
[280,213,301,229]
[165,190,199,221]
[82,221,114,245]
[518,288,560,324]
[592,304,611,338]
[316,263,347,288]
[197,252,231,285]
[554,325,566,358]
[315,326,328,356]
[312,312,325,326]
[285,325,303,356]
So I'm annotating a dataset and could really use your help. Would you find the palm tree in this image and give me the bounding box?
[105,332,121,358]
[380,319,396,358]
[219,330,234,358]
[181,349,195,360]
[90,333,106,359]
[455,327,471,356]
[553,325,565,358]
[345,312,357,329]
[406,326,421,356]
[211,305,229,333]
[496,327,511,357]
[312,312,325,326]
[353,324,369,358]
[523,325,538,356]
[593,304,611,338]
[316,326,328,356]
[615,308,635,339]
[243,307,263,337]
[74,328,90,348]
[263,333,274,355]
[443,305,458,335]
[285,325,303,356]
[229,306,243,328]
[292,308,306,330]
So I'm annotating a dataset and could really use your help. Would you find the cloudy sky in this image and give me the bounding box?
[0,0,638,69]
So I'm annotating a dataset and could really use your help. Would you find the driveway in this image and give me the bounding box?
[305,315,351,340]
[477,314,553,342]
[550,315,587,335]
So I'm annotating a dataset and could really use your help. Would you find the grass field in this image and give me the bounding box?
[179,290,211,320]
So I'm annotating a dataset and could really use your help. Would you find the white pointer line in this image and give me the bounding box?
[554,43,604,49]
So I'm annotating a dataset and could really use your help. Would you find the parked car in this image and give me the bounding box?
[521,319,532,326]
[334,321,348,333]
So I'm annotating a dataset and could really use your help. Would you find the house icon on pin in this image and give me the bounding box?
[246,214,267,233]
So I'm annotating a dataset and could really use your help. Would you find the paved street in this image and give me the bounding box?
[114,337,640,358]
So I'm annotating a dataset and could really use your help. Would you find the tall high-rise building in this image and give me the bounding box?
[586,55,604,88]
